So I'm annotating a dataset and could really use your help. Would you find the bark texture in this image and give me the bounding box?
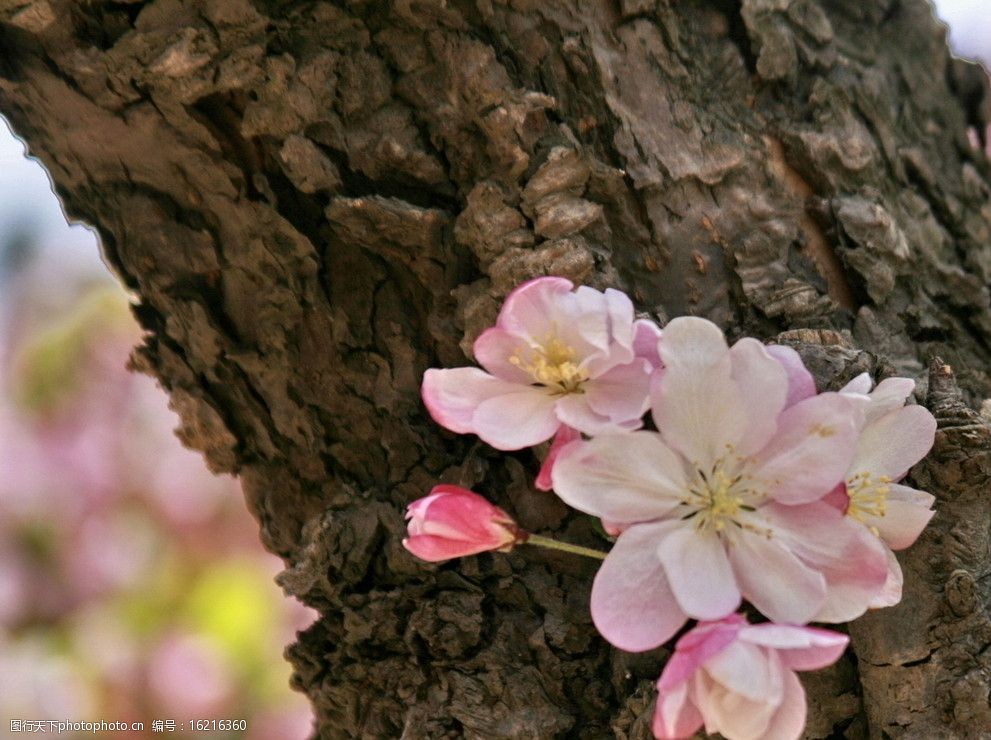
[1,0,990,737]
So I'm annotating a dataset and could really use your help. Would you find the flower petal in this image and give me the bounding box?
[704,639,779,702]
[497,276,575,341]
[472,327,533,383]
[850,405,937,480]
[765,345,816,409]
[760,665,807,740]
[652,317,747,466]
[727,528,826,625]
[729,338,788,456]
[752,392,864,505]
[840,373,872,395]
[590,522,687,651]
[633,318,663,368]
[471,386,560,449]
[584,359,652,422]
[869,548,903,609]
[870,483,935,550]
[762,503,889,623]
[656,527,741,620]
[422,368,525,435]
[739,624,848,671]
[403,534,498,561]
[534,425,580,492]
[864,377,916,423]
[551,433,687,523]
[554,394,630,436]
[653,679,704,740]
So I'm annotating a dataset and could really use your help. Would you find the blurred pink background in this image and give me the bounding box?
[0,2,985,738]
[0,126,315,737]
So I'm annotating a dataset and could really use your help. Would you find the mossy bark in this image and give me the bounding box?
[1,1,990,736]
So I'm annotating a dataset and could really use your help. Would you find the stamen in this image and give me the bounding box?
[508,334,589,394]
[846,472,891,525]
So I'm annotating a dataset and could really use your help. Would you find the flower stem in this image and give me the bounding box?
[524,533,608,560]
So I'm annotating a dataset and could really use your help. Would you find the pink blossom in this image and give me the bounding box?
[421,277,657,451]
[831,374,937,609]
[403,485,522,562]
[552,317,888,651]
[653,614,848,740]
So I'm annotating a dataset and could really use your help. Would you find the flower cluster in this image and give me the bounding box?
[407,277,937,740]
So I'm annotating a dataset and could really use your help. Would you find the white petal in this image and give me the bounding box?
[728,338,788,456]
[868,548,903,608]
[656,527,741,620]
[761,664,807,740]
[551,433,687,523]
[840,373,872,395]
[850,405,937,480]
[868,483,935,551]
[652,317,747,466]
[864,377,916,423]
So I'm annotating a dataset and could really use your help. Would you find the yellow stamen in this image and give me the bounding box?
[509,335,589,394]
[846,472,891,532]
[683,454,770,537]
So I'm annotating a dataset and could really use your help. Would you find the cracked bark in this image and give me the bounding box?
[1,0,990,737]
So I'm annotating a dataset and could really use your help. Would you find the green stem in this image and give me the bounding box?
[524,533,608,560]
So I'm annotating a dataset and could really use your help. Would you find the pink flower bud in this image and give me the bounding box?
[402,485,522,562]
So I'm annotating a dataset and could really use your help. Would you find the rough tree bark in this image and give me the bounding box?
[1,0,990,737]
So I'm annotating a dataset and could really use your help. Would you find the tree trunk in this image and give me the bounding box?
[2,0,990,736]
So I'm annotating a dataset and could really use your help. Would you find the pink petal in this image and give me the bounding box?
[869,548,904,608]
[751,393,864,505]
[760,665,807,740]
[633,318,663,368]
[660,618,743,692]
[421,368,524,435]
[403,534,500,561]
[534,425,580,492]
[871,483,935,550]
[584,358,652,422]
[727,529,826,625]
[763,503,889,623]
[497,276,575,342]
[471,386,560,449]
[740,624,848,671]
[821,483,849,512]
[652,317,747,466]
[850,405,936,481]
[554,394,630,436]
[656,527,741,620]
[765,345,816,409]
[472,327,534,383]
[653,680,704,740]
[728,338,789,456]
[590,521,688,652]
[551,433,687,524]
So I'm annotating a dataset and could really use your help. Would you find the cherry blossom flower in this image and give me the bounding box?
[825,374,937,608]
[421,277,659,451]
[653,614,848,740]
[403,485,522,562]
[552,317,888,651]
